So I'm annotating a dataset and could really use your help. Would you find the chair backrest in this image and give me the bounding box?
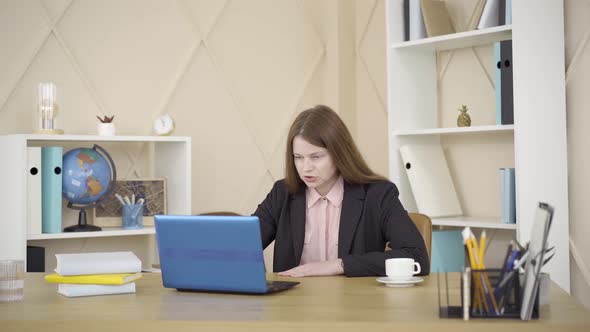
[199,211,242,216]
[408,212,432,262]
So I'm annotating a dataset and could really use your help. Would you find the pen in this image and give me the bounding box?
[512,251,530,271]
[132,206,142,219]
[511,248,552,272]
[124,196,132,205]
[115,193,126,206]
[137,198,145,205]
[495,249,520,296]
[496,242,514,291]
[132,194,135,205]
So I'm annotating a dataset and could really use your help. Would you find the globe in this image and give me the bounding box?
[61,145,116,232]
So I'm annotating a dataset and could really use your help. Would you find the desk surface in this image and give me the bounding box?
[1,273,589,331]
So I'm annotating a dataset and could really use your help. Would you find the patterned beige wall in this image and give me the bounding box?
[354,0,590,310]
[0,0,339,214]
[0,0,351,271]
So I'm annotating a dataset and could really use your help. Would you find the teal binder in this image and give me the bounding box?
[430,230,465,272]
[495,42,502,125]
[42,147,63,233]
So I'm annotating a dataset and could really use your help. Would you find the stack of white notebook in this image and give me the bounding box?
[46,252,142,297]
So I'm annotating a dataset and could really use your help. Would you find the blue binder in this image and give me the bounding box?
[505,0,512,24]
[501,168,516,224]
[42,147,63,233]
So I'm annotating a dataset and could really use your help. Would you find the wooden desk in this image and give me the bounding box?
[1,273,589,331]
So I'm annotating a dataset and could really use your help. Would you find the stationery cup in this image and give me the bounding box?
[385,258,420,281]
[0,260,25,302]
[122,204,143,229]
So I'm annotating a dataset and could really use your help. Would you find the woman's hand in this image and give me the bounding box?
[277,259,344,277]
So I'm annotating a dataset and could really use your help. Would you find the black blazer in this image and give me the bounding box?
[253,179,430,277]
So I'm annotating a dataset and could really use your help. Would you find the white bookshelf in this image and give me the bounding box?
[386,1,569,291]
[393,124,514,136]
[431,217,516,230]
[25,134,189,143]
[27,227,156,240]
[391,25,512,51]
[0,134,191,269]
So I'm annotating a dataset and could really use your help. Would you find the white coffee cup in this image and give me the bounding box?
[385,258,421,281]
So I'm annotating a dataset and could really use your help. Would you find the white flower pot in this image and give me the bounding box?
[97,123,116,136]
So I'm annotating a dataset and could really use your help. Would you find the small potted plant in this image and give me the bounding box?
[96,115,115,136]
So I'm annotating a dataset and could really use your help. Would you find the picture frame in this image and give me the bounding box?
[92,178,167,227]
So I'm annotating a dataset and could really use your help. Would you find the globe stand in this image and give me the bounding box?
[64,208,102,232]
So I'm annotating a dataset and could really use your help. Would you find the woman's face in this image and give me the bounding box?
[292,135,339,196]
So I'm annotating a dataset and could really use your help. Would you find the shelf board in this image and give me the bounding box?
[17,134,190,143]
[391,25,512,51]
[393,125,514,136]
[431,217,516,230]
[27,227,155,240]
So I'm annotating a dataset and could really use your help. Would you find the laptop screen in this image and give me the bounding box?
[154,215,268,293]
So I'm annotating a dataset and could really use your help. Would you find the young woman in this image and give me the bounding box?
[253,105,429,277]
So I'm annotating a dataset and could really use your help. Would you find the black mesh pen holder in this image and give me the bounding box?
[438,269,539,320]
[467,268,539,319]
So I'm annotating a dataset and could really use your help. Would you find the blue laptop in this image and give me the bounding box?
[154,215,299,294]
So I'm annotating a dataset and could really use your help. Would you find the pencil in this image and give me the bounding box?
[478,231,488,313]
[470,238,490,313]
[471,235,499,315]
[479,231,486,264]
[462,229,484,313]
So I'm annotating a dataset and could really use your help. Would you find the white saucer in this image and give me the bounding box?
[376,276,424,287]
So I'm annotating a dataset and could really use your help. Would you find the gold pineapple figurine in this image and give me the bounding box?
[457,105,471,127]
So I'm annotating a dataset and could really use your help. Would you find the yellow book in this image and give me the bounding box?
[44,272,142,285]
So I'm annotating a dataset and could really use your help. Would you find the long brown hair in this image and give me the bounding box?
[285,105,387,193]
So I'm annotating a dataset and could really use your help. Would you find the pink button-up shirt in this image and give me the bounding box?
[300,176,344,265]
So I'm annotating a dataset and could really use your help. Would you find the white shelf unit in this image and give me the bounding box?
[391,24,512,51]
[393,124,514,136]
[386,1,569,291]
[27,227,156,240]
[0,134,191,269]
[432,217,516,230]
